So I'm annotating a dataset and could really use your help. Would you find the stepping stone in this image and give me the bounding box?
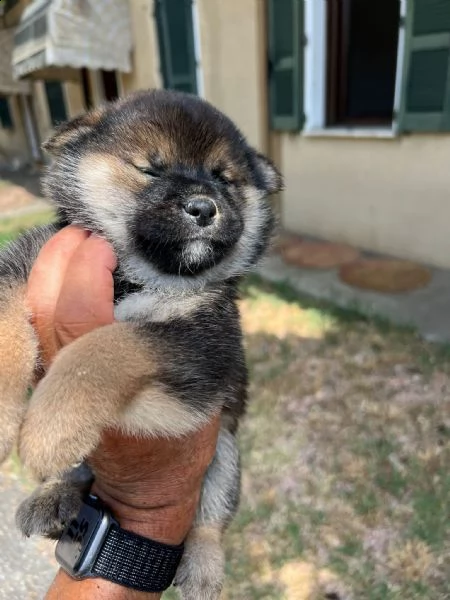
[339,259,432,293]
[279,239,360,269]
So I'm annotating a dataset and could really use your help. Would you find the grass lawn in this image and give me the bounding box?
[167,278,449,599]
[221,279,449,600]
[0,210,55,246]
[1,217,449,599]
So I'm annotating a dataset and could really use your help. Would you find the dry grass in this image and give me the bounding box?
[167,277,450,600]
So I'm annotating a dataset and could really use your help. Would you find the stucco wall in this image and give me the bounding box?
[121,0,160,94]
[0,95,29,163]
[281,134,450,269]
[198,0,267,151]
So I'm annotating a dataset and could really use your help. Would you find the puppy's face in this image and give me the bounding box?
[43,90,282,285]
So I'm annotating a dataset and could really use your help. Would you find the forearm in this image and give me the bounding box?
[46,570,162,600]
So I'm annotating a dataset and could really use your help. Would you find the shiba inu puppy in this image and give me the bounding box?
[0,89,282,599]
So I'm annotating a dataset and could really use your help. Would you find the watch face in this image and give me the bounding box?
[55,502,104,577]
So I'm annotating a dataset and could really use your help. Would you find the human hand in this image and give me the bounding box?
[25,226,220,599]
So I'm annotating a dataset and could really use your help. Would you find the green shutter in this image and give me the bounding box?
[154,0,197,95]
[0,97,13,129]
[267,0,304,131]
[44,81,68,126]
[399,0,450,132]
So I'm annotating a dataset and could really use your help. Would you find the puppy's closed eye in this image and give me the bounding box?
[135,165,162,178]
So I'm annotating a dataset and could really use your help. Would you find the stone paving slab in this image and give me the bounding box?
[259,253,450,343]
[0,463,57,599]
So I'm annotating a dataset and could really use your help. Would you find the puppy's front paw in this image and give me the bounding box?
[16,476,88,539]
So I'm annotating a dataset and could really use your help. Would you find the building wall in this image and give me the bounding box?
[32,81,53,144]
[281,134,450,269]
[64,78,85,118]
[120,0,160,94]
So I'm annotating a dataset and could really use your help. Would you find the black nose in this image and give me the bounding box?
[183,198,217,227]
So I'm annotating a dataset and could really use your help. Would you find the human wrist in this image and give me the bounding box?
[90,480,199,545]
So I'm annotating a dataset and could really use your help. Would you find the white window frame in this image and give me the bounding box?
[191,0,204,97]
[303,0,406,138]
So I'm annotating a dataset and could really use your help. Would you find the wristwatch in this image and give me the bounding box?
[55,494,184,593]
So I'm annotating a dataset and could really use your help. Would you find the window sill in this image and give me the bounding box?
[302,127,397,140]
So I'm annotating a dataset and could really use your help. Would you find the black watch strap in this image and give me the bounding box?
[93,525,184,593]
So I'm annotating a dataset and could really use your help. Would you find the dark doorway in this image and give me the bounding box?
[101,70,119,102]
[81,68,93,110]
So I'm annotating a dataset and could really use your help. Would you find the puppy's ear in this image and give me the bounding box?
[42,107,105,156]
[247,149,283,195]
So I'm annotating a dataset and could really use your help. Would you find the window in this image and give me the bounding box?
[0,97,13,129]
[154,0,197,94]
[268,0,450,134]
[44,81,68,126]
[100,70,119,102]
[326,0,400,126]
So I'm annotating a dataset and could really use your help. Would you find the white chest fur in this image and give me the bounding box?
[114,290,209,323]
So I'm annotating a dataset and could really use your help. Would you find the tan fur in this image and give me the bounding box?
[0,285,37,462]
[120,388,207,438]
[18,322,198,479]
[176,525,225,600]
[80,153,149,195]
[100,124,180,167]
